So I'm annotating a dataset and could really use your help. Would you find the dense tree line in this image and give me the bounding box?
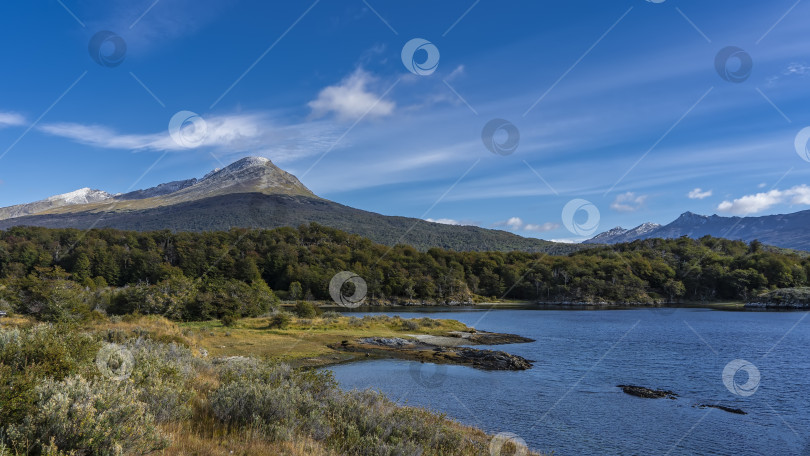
[0,225,807,321]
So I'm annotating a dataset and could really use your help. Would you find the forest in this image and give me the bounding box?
[0,224,807,322]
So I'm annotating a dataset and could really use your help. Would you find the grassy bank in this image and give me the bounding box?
[0,314,541,455]
[181,313,470,366]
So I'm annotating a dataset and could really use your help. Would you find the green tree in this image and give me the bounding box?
[289,281,303,300]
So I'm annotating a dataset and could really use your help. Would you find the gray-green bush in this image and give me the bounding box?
[5,376,168,455]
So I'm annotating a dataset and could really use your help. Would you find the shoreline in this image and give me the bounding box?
[318,300,750,312]
[326,330,535,371]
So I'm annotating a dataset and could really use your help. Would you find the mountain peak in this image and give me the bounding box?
[233,156,270,167]
[585,222,663,244]
[164,156,315,203]
[0,187,113,220]
[46,188,112,204]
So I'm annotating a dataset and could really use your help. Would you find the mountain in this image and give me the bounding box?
[586,222,661,244]
[0,188,112,220]
[117,179,198,200]
[585,211,810,251]
[0,157,579,254]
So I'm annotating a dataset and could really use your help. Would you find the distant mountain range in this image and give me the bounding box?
[586,211,810,251]
[0,157,578,254]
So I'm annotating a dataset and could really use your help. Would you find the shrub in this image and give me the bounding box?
[9,271,90,322]
[220,312,238,327]
[294,301,318,318]
[321,311,342,320]
[210,362,337,442]
[267,312,293,329]
[6,375,168,455]
[0,324,98,379]
[0,325,99,428]
[128,339,196,422]
[208,359,484,455]
[401,320,420,331]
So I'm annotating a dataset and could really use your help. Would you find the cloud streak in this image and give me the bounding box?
[717,185,810,215]
[493,217,559,232]
[0,112,26,128]
[37,112,341,164]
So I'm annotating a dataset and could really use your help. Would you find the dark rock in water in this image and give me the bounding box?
[696,404,746,415]
[436,346,533,370]
[617,384,677,399]
[448,330,535,345]
[331,336,533,371]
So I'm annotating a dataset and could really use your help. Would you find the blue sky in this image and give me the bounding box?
[1,0,809,242]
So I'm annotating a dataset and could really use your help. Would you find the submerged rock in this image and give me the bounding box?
[617,384,678,399]
[696,404,746,415]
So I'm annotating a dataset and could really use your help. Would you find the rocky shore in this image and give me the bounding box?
[329,336,534,371]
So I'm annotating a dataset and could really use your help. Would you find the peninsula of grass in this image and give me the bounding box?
[181,313,472,366]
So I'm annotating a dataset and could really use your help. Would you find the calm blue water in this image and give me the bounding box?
[326,308,810,455]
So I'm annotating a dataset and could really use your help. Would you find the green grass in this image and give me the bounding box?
[180,314,470,362]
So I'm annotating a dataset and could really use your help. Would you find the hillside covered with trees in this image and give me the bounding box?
[0,224,807,322]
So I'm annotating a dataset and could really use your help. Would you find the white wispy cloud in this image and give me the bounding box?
[308,69,395,121]
[767,62,810,86]
[610,192,647,212]
[688,188,712,200]
[493,217,559,232]
[38,123,163,149]
[0,112,26,128]
[524,222,560,232]
[549,238,582,244]
[717,185,810,215]
[425,218,462,225]
[445,65,465,81]
[37,112,341,164]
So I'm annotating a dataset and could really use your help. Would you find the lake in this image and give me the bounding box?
[326,307,810,455]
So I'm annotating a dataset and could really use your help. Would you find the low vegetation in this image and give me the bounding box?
[750,287,810,305]
[0,316,540,455]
